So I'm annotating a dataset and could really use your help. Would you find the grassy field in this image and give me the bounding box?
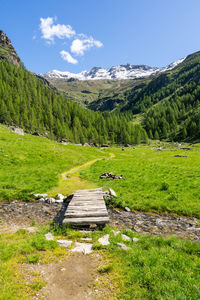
[0,125,107,201]
[1,124,200,218]
[80,144,200,218]
[0,224,200,299]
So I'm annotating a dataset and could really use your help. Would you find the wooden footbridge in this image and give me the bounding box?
[63,188,109,226]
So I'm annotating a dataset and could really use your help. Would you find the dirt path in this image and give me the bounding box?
[61,152,115,180]
[29,254,100,300]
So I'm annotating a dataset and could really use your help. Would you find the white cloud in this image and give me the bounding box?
[60,50,78,64]
[70,37,103,56]
[40,17,75,42]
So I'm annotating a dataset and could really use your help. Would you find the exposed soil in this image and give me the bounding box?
[27,254,99,300]
[0,202,200,240]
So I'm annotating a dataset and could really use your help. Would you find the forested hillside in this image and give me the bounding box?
[117,52,200,141]
[0,59,148,145]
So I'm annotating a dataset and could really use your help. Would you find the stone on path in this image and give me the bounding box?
[45,232,54,241]
[117,243,130,251]
[122,234,131,241]
[98,234,110,246]
[132,237,139,242]
[57,240,72,248]
[72,242,93,254]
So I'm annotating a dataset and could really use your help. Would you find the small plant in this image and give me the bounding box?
[160,182,169,191]
[98,264,113,274]
[168,193,178,201]
[27,253,40,264]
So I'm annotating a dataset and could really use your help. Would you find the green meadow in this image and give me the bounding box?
[80,145,200,218]
[0,125,200,299]
[0,225,200,299]
[0,125,107,201]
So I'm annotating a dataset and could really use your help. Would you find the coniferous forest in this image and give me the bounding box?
[0,60,148,145]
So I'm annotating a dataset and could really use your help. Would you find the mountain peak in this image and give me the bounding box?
[41,58,185,81]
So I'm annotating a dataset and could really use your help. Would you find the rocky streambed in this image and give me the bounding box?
[0,201,199,241]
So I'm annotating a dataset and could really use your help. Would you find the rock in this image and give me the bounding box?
[100,173,123,180]
[112,230,120,236]
[83,143,90,147]
[11,127,24,136]
[132,237,139,242]
[45,232,54,241]
[98,234,110,246]
[38,198,45,203]
[57,240,72,248]
[125,207,131,212]
[122,234,131,241]
[55,199,63,204]
[109,188,117,198]
[72,242,93,254]
[47,197,56,204]
[56,193,65,201]
[117,243,130,251]
[34,193,48,199]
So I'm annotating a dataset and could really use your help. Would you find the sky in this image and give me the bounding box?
[1,0,200,74]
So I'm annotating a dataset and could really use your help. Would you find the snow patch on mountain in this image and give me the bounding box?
[41,58,185,81]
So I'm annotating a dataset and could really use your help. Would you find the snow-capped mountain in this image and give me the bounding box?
[41,58,185,81]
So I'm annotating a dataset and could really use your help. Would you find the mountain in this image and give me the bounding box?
[117,51,200,141]
[0,30,21,66]
[0,30,147,146]
[42,59,185,81]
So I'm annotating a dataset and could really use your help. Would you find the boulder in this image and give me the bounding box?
[100,173,123,180]
[98,234,110,246]
[11,126,24,136]
[57,240,72,248]
[45,232,54,241]
[117,243,130,251]
[122,234,131,241]
[125,207,131,212]
[72,242,93,254]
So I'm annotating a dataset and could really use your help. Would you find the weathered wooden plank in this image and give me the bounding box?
[63,188,109,226]
[65,213,108,218]
[63,216,109,225]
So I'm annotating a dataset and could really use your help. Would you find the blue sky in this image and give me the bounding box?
[1,0,200,74]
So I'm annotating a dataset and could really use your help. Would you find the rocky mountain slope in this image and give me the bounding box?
[0,30,21,66]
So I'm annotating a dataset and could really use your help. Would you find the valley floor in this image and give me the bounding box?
[0,125,200,299]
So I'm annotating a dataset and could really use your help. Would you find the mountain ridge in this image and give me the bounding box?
[41,58,185,81]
